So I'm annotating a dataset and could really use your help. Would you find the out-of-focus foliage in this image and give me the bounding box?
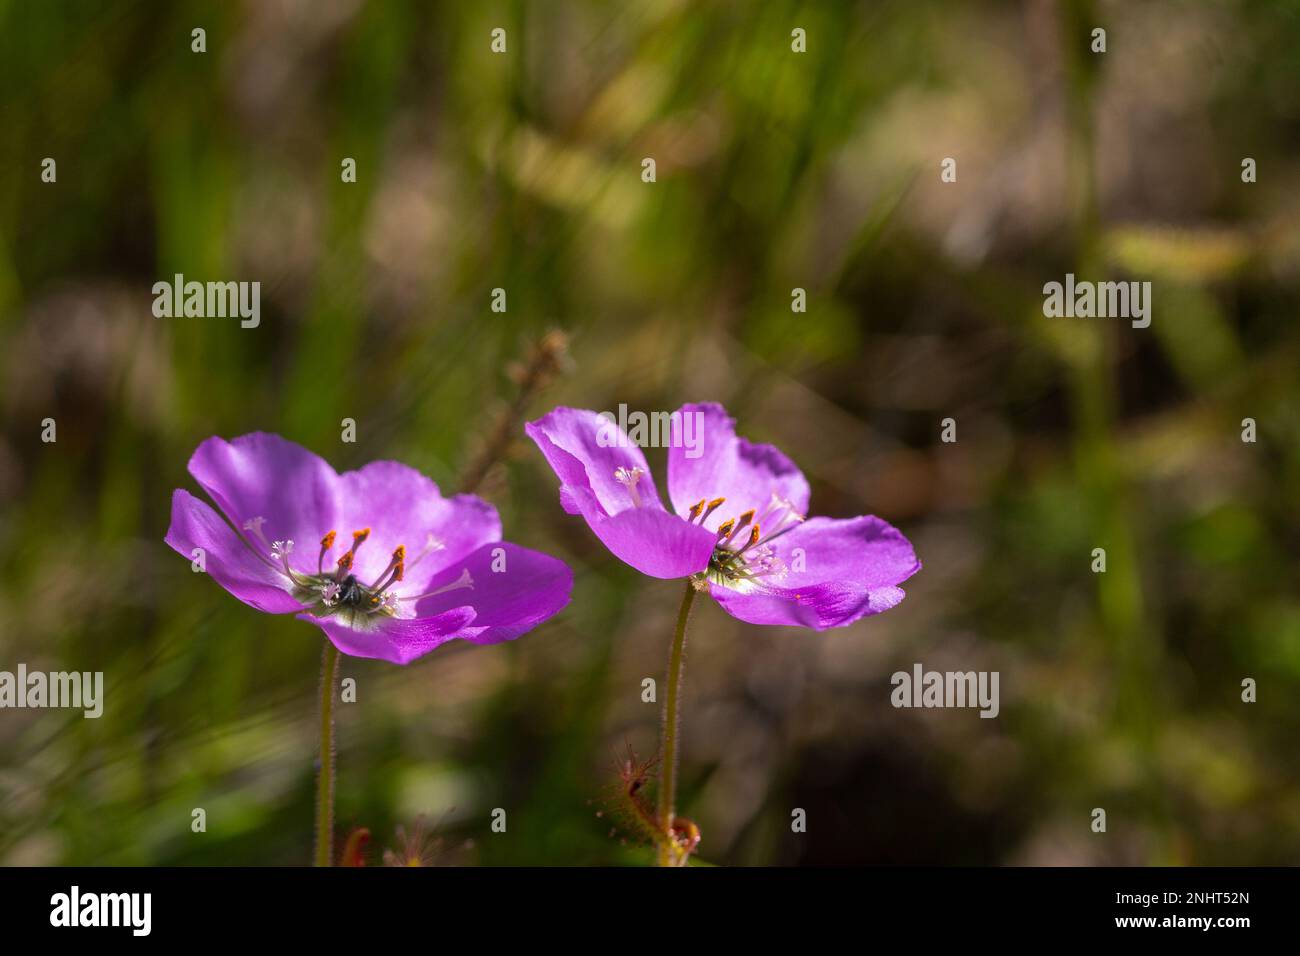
[1,0,1298,866]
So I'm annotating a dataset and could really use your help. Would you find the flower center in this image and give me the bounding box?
[241,518,474,625]
[682,491,804,591]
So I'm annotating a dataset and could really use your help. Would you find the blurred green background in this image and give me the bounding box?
[2,0,1299,866]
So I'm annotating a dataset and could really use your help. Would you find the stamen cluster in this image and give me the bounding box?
[679,491,805,592]
[240,518,471,627]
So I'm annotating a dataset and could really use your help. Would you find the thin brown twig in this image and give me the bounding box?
[457,330,571,495]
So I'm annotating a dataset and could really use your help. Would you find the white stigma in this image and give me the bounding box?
[399,567,475,603]
[614,466,645,508]
[407,533,446,572]
[756,492,805,540]
[243,516,272,551]
[270,539,295,576]
[745,544,789,581]
[436,567,474,594]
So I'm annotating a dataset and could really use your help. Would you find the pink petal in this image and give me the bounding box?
[667,403,810,530]
[164,489,306,614]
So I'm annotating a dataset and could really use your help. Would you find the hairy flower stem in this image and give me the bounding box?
[657,580,697,866]
[314,641,340,867]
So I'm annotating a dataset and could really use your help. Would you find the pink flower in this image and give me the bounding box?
[166,433,573,664]
[526,403,918,629]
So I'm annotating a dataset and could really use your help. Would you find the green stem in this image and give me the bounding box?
[656,580,697,866]
[314,641,340,867]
